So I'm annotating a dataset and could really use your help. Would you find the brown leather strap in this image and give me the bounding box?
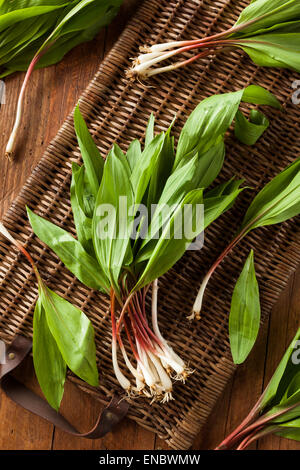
[0,335,129,439]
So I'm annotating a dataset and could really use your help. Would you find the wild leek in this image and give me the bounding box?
[192,157,300,320]
[3,0,122,160]
[27,85,279,403]
[216,326,300,450]
[127,0,300,79]
[0,222,98,410]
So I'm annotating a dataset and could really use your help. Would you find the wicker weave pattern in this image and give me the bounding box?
[0,0,300,449]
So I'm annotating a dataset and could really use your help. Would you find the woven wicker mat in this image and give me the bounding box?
[0,0,300,450]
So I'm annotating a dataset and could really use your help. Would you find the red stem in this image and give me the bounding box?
[132,293,161,346]
[123,318,139,361]
[110,288,117,339]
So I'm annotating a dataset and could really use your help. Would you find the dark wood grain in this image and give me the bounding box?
[0,0,299,451]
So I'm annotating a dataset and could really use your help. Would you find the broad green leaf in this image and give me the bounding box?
[92,147,134,292]
[233,0,300,36]
[111,142,132,175]
[194,139,225,188]
[147,125,175,207]
[27,206,110,292]
[174,89,244,168]
[240,157,300,232]
[0,1,122,76]
[70,162,93,255]
[235,33,300,73]
[126,139,142,172]
[267,403,300,425]
[276,418,300,441]
[130,132,165,205]
[73,163,95,218]
[136,155,199,262]
[0,5,68,32]
[37,0,120,54]
[33,296,66,411]
[229,250,261,364]
[39,283,99,387]
[134,189,204,290]
[241,84,281,109]
[74,105,103,199]
[174,85,278,170]
[234,109,270,146]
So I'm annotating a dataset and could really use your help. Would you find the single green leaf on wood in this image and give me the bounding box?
[229,250,261,364]
[39,283,99,387]
[33,296,66,411]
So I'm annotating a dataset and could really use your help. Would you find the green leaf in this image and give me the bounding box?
[235,33,300,73]
[275,418,300,441]
[136,155,199,262]
[234,109,270,146]
[240,157,300,232]
[233,0,300,36]
[229,250,261,364]
[0,4,68,32]
[0,1,122,76]
[73,163,95,218]
[37,0,120,55]
[134,189,204,290]
[241,84,281,109]
[73,105,103,199]
[33,296,66,411]
[126,139,142,172]
[70,162,93,255]
[130,132,165,205]
[174,85,278,170]
[174,89,244,168]
[39,283,99,387]
[147,125,175,207]
[27,206,110,292]
[92,146,135,293]
[194,139,226,188]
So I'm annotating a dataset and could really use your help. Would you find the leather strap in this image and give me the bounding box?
[0,335,129,439]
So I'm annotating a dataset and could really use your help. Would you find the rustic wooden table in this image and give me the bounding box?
[0,0,299,451]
